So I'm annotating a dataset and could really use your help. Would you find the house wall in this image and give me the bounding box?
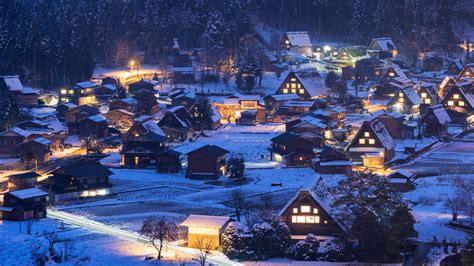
[275,72,311,99]
[187,153,223,179]
[0,135,25,156]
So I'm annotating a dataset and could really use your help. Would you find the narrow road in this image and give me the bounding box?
[47,209,241,266]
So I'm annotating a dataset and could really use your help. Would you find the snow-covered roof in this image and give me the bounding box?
[368,37,397,51]
[238,95,261,101]
[370,119,395,149]
[319,160,352,166]
[32,137,52,145]
[285,31,312,47]
[142,119,165,136]
[75,81,98,88]
[403,87,422,105]
[2,76,23,91]
[430,105,451,124]
[211,106,221,123]
[286,100,315,107]
[9,187,48,199]
[348,147,385,153]
[390,169,413,178]
[181,215,230,228]
[266,94,300,101]
[292,69,329,97]
[29,107,56,119]
[2,127,31,138]
[102,84,117,91]
[119,97,138,105]
[86,114,107,123]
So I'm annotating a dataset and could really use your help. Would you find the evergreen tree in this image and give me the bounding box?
[252,222,275,260]
[235,49,261,94]
[226,155,245,180]
[189,96,213,131]
[0,89,20,131]
[291,233,320,261]
[220,222,254,261]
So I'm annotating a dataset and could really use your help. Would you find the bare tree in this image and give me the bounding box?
[139,217,178,260]
[230,188,244,221]
[61,239,74,262]
[113,39,131,67]
[269,31,284,63]
[444,195,465,222]
[220,52,235,91]
[258,193,275,223]
[194,235,214,266]
[43,231,60,257]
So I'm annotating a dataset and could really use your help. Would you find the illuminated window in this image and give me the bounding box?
[448,101,454,106]
[453,94,460,99]
[301,206,311,213]
[291,216,297,223]
[466,71,471,76]
[291,78,296,82]
[421,92,427,98]
[299,89,305,94]
[364,132,370,137]
[389,72,395,77]
[359,139,366,144]
[293,208,298,214]
[313,208,318,214]
[68,90,74,95]
[369,139,375,144]
[424,98,431,104]
[60,89,67,94]
[291,83,296,89]
[286,83,290,88]
[399,92,404,97]
[296,216,305,223]
[292,215,320,224]
[399,98,404,103]
[283,89,288,93]
[459,101,465,107]
[297,84,301,89]
[291,89,296,94]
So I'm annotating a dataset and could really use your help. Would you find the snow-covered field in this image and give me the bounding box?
[403,174,472,242]
[173,123,285,167]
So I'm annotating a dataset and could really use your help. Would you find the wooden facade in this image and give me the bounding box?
[1,188,48,221]
[186,145,228,179]
[442,86,474,113]
[420,105,451,137]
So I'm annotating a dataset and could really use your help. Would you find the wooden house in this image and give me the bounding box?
[354,58,386,81]
[180,215,231,250]
[56,103,78,118]
[275,70,328,100]
[286,117,326,136]
[0,76,39,106]
[0,188,48,221]
[313,146,352,174]
[387,87,422,114]
[156,149,182,173]
[189,105,221,131]
[17,137,52,164]
[270,132,322,167]
[420,105,451,137]
[59,81,99,105]
[416,82,439,105]
[105,109,135,130]
[387,169,414,192]
[47,159,112,203]
[367,37,398,59]
[158,106,194,142]
[282,31,313,54]
[132,89,159,115]
[335,46,370,67]
[345,118,395,168]
[438,76,457,98]
[170,90,196,109]
[79,115,108,138]
[101,76,119,86]
[65,105,100,134]
[442,85,474,113]
[0,127,31,157]
[380,65,411,85]
[128,79,158,94]
[422,55,444,72]
[185,145,229,179]
[109,97,138,113]
[279,189,348,240]
[237,110,257,125]
[121,117,166,168]
[95,84,116,101]
[7,172,40,191]
[263,94,300,116]
[455,63,474,82]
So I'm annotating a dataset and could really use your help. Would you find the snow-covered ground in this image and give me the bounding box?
[403,174,472,242]
[173,123,285,167]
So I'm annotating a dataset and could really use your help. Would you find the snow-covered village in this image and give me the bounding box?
[0,1,473,265]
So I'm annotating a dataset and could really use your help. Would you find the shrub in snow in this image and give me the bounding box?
[252,222,275,260]
[318,237,354,262]
[271,221,293,257]
[291,234,320,261]
[220,222,255,261]
[226,155,245,181]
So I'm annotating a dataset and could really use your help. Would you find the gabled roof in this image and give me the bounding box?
[284,69,328,98]
[368,37,397,51]
[265,94,300,101]
[388,169,414,179]
[428,105,451,124]
[31,137,52,146]
[346,118,395,151]
[55,160,113,179]
[9,187,48,199]
[186,144,229,158]
[1,76,24,91]
[402,87,422,105]
[1,127,31,138]
[75,81,99,88]
[285,31,312,47]
[84,114,107,123]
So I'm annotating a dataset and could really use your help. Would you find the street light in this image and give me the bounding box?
[129,60,135,72]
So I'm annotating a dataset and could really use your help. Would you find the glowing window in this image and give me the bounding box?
[291,83,296,89]
[424,98,431,104]
[313,208,318,214]
[389,72,395,77]
[359,139,366,144]
[306,216,316,223]
[297,84,301,88]
[293,208,298,214]
[448,101,454,106]
[68,90,74,95]
[399,98,404,103]
[421,92,427,98]
[291,78,296,82]
[283,89,288,93]
[299,89,305,94]
[459,101,465,107]
[369,139,375,144]
[286,83,290,88]
[291,216,297,223]
[364,132,370,137]
[291,89,296,94]
[453,94,460,99]
[301,206,311,213]
[399,92,404,97]
[296,216,306,223]
[60,89,67,94]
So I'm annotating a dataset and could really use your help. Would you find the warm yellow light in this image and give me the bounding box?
[129,60,135,67]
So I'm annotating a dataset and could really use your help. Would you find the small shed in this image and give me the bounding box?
[181,215,231,250]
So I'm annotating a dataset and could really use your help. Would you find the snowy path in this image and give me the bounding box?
[47,209,241,266]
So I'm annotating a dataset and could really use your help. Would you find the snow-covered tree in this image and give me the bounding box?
[220,222,254,260]
[235,49,262,94]
[0,89,20,130]
[189,96,213,131]
[226,155,245,181]
[291,233,320,261]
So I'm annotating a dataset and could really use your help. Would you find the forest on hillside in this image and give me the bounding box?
[0,0,472,87]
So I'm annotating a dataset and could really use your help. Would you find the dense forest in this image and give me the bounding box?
[0,0,472,87]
